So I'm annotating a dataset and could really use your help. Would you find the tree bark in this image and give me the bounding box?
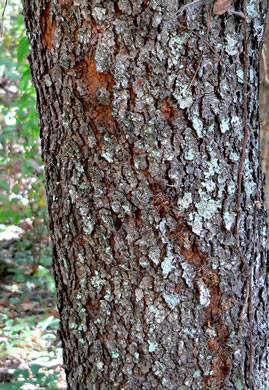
[22,1,268,389]
[261,19,269,225]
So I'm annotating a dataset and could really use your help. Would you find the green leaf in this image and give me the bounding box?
[13,368,29,379]
[12,184,20,195]
[0,179,9,194]
[0,384,20,389]
[30,364,42,376]
[19,66,31,91]
[17,36,29,68]
[32,124,40,137]
[16,15,25,28]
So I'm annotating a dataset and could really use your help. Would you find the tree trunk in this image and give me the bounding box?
[22,1,268,388]
[261,19,269,226]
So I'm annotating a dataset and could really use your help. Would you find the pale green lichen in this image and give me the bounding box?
[225,35,237,56]
[193,370,201,378]
[220,117,230,133]
[96,361,104,370]
[163,292,179,309]
[230,150,239,162]
[76,164,84,173]
[70,322,78,329]
[178,192,192,208]
[101,151,113,163]
[68,187,77,202]
[44,75,52,87]
[149,304,166,323]
[190,214,203,235]
[111,351,119,359]
[204,156,220,178]
[184,379,192,386]
[175,86,193,109]
[104,290,111,300]
[148,340,158,353]
[246,0,258,17]
[244,159,257,198]
[91,273,106,289]
[195,194,221,220]
[206,327,217,337]
[78,253,85,263]
[134,161,140,169]
[183,326,197,338]
[169,34,187,51]
[153,361,165,377]
[223,210,236,231]
[185,148,196,161]
[228,182,236,195]
[202,180,215,192]
[79,183,89,190]
[197,279,210,307]
[231,115,243,140]
[249,67,254,82]
[122,204,131,214]
[192,116,203,138]
[80,208,94,235]
[235,379,244,390]
[237,69,244,84]
[148,246,161,265]
[161,255,174,278]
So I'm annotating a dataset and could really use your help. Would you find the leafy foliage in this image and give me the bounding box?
[0,2,65,388]
[0,1,46,231]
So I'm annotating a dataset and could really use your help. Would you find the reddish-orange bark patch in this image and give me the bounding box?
[129,86,136,111]
[180,245,205,266]
[59,0,72,9]
[85,57,114,96]
[41,3,56,49]
[76,57,116,135]
[171,283,183,293]
[114,1,122,17]
[161,98,178,122]
[196,271,231,389]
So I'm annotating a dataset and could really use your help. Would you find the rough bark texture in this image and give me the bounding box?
[22,0,268,389]
[261,18,269,220]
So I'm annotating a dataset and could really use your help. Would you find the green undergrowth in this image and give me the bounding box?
[0,233,66,389]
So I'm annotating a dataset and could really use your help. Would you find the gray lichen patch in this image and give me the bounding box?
[148,246,161,265]
[195,191,221,220]
[173,84,193,109]
[223,210,236,231]
[219,117,230,134]
[161,254,174,278]
[225,35,238,56]
[148,340,158,353]
[196,279,210,307]
[178,192,192,209]
[162,292,179,309]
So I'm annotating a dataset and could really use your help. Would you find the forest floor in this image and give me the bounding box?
[0,227,67,389]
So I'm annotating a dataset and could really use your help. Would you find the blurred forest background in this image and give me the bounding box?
[0,1,268,388]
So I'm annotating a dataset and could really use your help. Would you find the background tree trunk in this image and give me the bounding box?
[22,1,268,388]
